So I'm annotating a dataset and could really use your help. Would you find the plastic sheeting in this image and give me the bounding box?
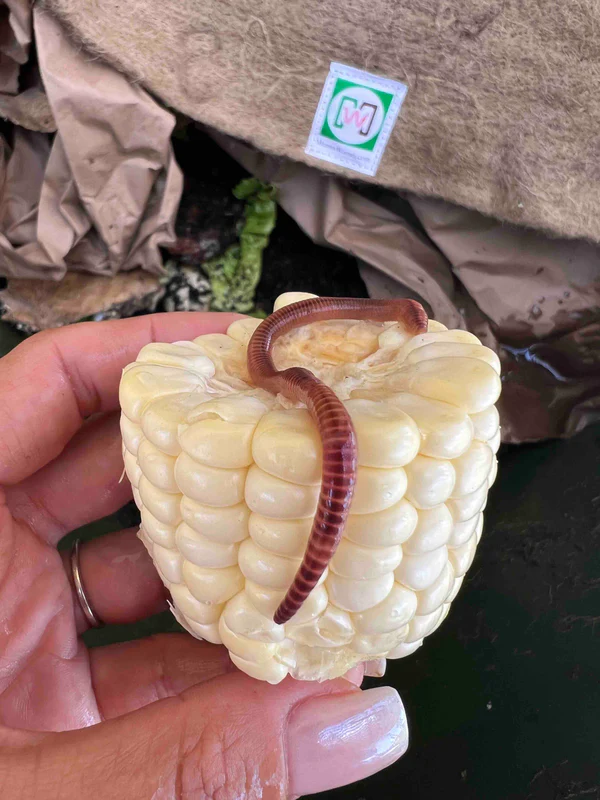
[213,134,600,443]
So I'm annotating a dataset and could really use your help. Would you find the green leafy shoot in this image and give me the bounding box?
[203,179,277,313]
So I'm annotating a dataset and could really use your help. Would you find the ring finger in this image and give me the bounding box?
[62,527,167,635]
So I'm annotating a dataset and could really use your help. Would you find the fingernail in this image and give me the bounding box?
[364,658,387,678]
[343,664,365,686]
[287,686,408,796]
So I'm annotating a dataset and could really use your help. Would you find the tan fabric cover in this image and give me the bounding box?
[0,270,163,329]
[0,2,597,441]
[45,0,600,242]
[0,88,55,133]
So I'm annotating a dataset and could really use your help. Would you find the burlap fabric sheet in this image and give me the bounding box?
[45,0,600,242]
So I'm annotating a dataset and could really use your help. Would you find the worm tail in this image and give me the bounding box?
[247,297,428,624]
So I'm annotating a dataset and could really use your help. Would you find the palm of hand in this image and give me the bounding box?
[0,510,97,731]
[0,315,235,735]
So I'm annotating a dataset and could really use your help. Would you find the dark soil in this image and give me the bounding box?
[167,127,367,313]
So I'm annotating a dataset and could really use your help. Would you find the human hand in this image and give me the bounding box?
[0,314,408,798]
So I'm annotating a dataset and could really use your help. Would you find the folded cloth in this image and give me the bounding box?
[1,2,598,443]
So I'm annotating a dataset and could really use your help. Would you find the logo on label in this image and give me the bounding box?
[321,79,393,151]
[306,63,408,177]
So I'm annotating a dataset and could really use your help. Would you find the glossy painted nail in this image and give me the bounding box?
[364,658,387,678]
[343,664,365,686]
[287,686,408,796]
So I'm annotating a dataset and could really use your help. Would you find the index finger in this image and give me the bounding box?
[0,312,239,485]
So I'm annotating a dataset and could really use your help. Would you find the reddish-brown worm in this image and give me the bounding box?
[247,297,428,624]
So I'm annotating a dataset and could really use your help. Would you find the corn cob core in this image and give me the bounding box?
[120,292,501,683]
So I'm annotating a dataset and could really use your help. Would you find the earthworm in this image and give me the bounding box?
[247,297,428,624]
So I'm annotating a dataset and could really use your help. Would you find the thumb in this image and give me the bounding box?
[4,672,408,799]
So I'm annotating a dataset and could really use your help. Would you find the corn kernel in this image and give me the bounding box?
[120,292,500,682]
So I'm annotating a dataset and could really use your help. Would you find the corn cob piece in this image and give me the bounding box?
[120,292,501,683]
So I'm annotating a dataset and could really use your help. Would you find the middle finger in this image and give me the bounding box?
[6,412,131,545]
[89,637,365,720]
[89,634,234,719]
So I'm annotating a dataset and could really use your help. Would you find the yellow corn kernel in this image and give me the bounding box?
[404,455,456,509]
[346,398,420,467]
[174,455,247,507]
[416,562,455,615]
[344,498,418,548]
[137,439,178,493]
[330,539,403,580]
[245,465,319,518]
[350,466,408,514]
[326,571,395,612]
[352,583,417,635]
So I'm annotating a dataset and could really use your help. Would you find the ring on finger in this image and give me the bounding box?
[70,538,104,629]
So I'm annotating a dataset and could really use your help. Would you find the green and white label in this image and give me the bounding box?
[306,63,408,177]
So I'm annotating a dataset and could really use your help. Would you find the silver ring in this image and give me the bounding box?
[70,539,103,628]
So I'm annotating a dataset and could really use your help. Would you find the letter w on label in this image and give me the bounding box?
[335,97,378,136]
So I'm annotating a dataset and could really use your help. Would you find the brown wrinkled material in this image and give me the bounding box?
[0,6,182,280]
[0,0,31,96]
[409,197,600,340]
[45,0,600,243]
[410,197,600,442]
[214,134,600,443]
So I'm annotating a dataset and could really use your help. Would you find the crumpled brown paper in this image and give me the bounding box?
[403,196,600,442]
[213,133,600,443]
[0,0,30,96]
[0,6,182,280]
[0,0,54,132]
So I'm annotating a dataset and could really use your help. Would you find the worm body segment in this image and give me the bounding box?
[247,297,428,624]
